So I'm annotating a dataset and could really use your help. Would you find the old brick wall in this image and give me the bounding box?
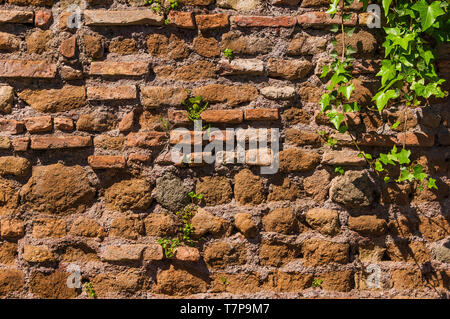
[0,0,449,298]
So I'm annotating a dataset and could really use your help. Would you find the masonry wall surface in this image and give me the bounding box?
[0,0,449,299]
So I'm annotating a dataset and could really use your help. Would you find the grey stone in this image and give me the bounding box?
[154,173,190,212]
[434,244,450,263]
[329,170,376,208]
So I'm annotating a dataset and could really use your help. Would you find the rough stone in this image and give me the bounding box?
[191,207,228,239]
[154,173,190,212]
[234,169,265,205]
[203,241,246,268]
[195,176,232,206]
[18,86,86,113]
[347,215,387,236]
[234,213,258,238]
[279,148,320,172]
[105,179,152,212]
[262,208,298,235]
[305,208,340,236]
[302,239,349,266]
[20,163,95,214]
[329,170,376,208]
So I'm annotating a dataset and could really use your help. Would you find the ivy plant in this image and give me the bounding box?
[321,0,448,191]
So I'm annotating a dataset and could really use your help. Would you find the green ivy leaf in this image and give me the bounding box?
[373,89,398,113]
[330,24,340,32]
[327,111,345,130]
[382,0,393,17]
[427,178,437,189]
[384,176,391,183]
[412,0,445,31]
[412,164,427,182]
[338,83,355,100]
[377,60,397,86]
[375,160,384,172]
[397,148,411,165]
[391,121,401,129]
[397,166,414,182]
[326,0,339,17]
[321,65,330,78]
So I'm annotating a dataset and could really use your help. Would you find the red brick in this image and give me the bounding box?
[30,135,92,150]
[128,153,151,163]
[297,12,357,26]
[0,60,57,78]
[231,16,297,27]
[88,155,126,169]
[195,14,229,30]
[0,119,24,134]
[54,117,74,131]
[168,110,190,125]
[169,130,203,145]
[201,110,243,124]
[359,134,396,147]
[87,86,137,100]
[118,111,134,132]
[12,137,29,152]
[24,116,52,133]
[89,61,148,76]
[167,11,195,29]
[59,36,76,59]
[245,109,279,121]
[397,132,434,147]
[35,11,52,28]
[125,131,167,148]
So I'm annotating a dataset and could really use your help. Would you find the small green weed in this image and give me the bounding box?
[158,237,180,258]
[224,48,233,60]
[312,278,323,288]
[220,277,230,286]
[84,282,97,298]
[334,166,345,175]
[183,95,209,122]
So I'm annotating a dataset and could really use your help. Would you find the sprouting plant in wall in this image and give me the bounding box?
[188,191,204,204]
[183,95,209,122]
[159,117,171,131]
[158,237,180,258]
[334,166,345,175]
[312,278,323,288]
[144,0,180,16]
[224,48,233,60]
[84,282,97,299]
[176,204,197,247]
[220,277,230,286]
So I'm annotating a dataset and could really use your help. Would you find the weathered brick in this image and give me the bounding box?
[84,10,164,26]
[221,31,273,55]
[24,116,52,133]
[32,218,66,238]
[0,219,25,239]
[18,86,86,113]
[0,119,24,134]
[167,11,195,29]
[193,36,220,57]
[35,10,52,28]
[322,149,366,166]
[279,148,321,172]
[195,13,229,30]
[128,153,151,163]
[359,134,396,147]
[154,60,216,81]
[244,109,279,121]
[119,111,134,132]
[23,245,55,263]
[232,15,296,27]
[90,61,149,76]
[285,128,320,146]
[0,32,20,52]
[193,84,258,107]
[147,33,189,60]
[30,135,92,150]
[288,33,328,55]
[0,136,11,149]
[12,137,29,151]
[54,117,74,131]
[175,246,201,262]
[126,131,167,148]
[168,110,190,125]
[201,110,243,124]
[88,155,126,169]
[101,245,145,263]
[87,85,137,100]
[297,12,357,26]
[217,58,265,76]
[267,58,313,80]
[396,132,434,147]
[0,156,30,177]
[77,111,115,132]
[140,86,187,108]
[0,60,57,78]
[273,0,300,6]
[0,10,34,24]
[69,217,105,238]
[0,242,17,265]
[59,36,76,58]
[302,239,349,266]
